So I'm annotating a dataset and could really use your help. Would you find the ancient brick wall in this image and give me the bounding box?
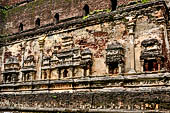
[0,0,7,6]
[0,1,170,112]
[4,0,110,34]
[0,9,4,34]
[1,0,169,83]
[3,0,28,6]
[3,0,136,35]
[0,4,7,34]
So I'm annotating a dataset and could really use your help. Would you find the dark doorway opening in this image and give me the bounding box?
[35,18,40,27]
[63,69,68,78]
[54,13,59,24]
[111,0,117,11]
[44,71,47,79]
[83,67,87,77]
[19,23,23,31]
[83,4,90,16]
[144,59,158,71]
[109,62,118,74]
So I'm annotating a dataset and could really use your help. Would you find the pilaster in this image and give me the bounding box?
[127,17,136,73]
[38,35,46,80]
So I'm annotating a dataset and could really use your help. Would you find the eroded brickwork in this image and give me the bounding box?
[4,0,112,34]
[1,0,169,83]
[1,87,170,112]
[2,0,139,35]
[0,0,170,112]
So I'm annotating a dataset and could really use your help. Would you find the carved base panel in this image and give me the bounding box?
[0,88,170,112]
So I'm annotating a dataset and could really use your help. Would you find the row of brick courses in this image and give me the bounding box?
[3,0,135,35]
[2,0,167,46]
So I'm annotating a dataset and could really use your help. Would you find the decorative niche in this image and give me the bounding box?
[106,41,125,74]
[140,38,164,72]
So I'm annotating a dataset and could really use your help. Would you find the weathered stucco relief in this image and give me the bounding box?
[40,22,129,77]
[135,16,165,72]
[2,39,40,83]
[1,12,167,83]
[2,43,21,83]
[21,39,40,81]
[0,0,170,112]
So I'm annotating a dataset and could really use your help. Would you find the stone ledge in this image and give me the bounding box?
[0,73,168,86]
[0,107,166,113]
[0,73,170,93]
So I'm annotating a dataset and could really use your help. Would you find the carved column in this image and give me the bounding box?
[20,42,25,82]
[140,60,144,72]
[118,63,122,74]
[87,65,90,76]
[38,35,46,80]
[30,72,33,81]
[82,67,87,77]
[127,18,136,73]
[158,18,169,71]
[70,67,74,78]
[57,68,61,79]
[1,47,5,83]
[46,69,51,79]
[41,70,45,79]
[106,64,109,74]
[157,58,161,71]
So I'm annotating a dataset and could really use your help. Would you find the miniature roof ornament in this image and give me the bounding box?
[140,38,163,60]
[26,55,34,61]
[38,35,46,51]
[141,38,159,47]
[81,48,92,55]
[6,56,18,64]
[106,41,123,50]
[106,41,124,64]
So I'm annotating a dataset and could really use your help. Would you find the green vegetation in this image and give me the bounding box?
[141,0,150,3]
[89,9,111,15]
[83,15,89,20]
[83,9,111,20]
[64,0,72,2]
[0,8,8,22]
[0,35,7,44]
[122,18,128,22]
[52,95,57,98]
